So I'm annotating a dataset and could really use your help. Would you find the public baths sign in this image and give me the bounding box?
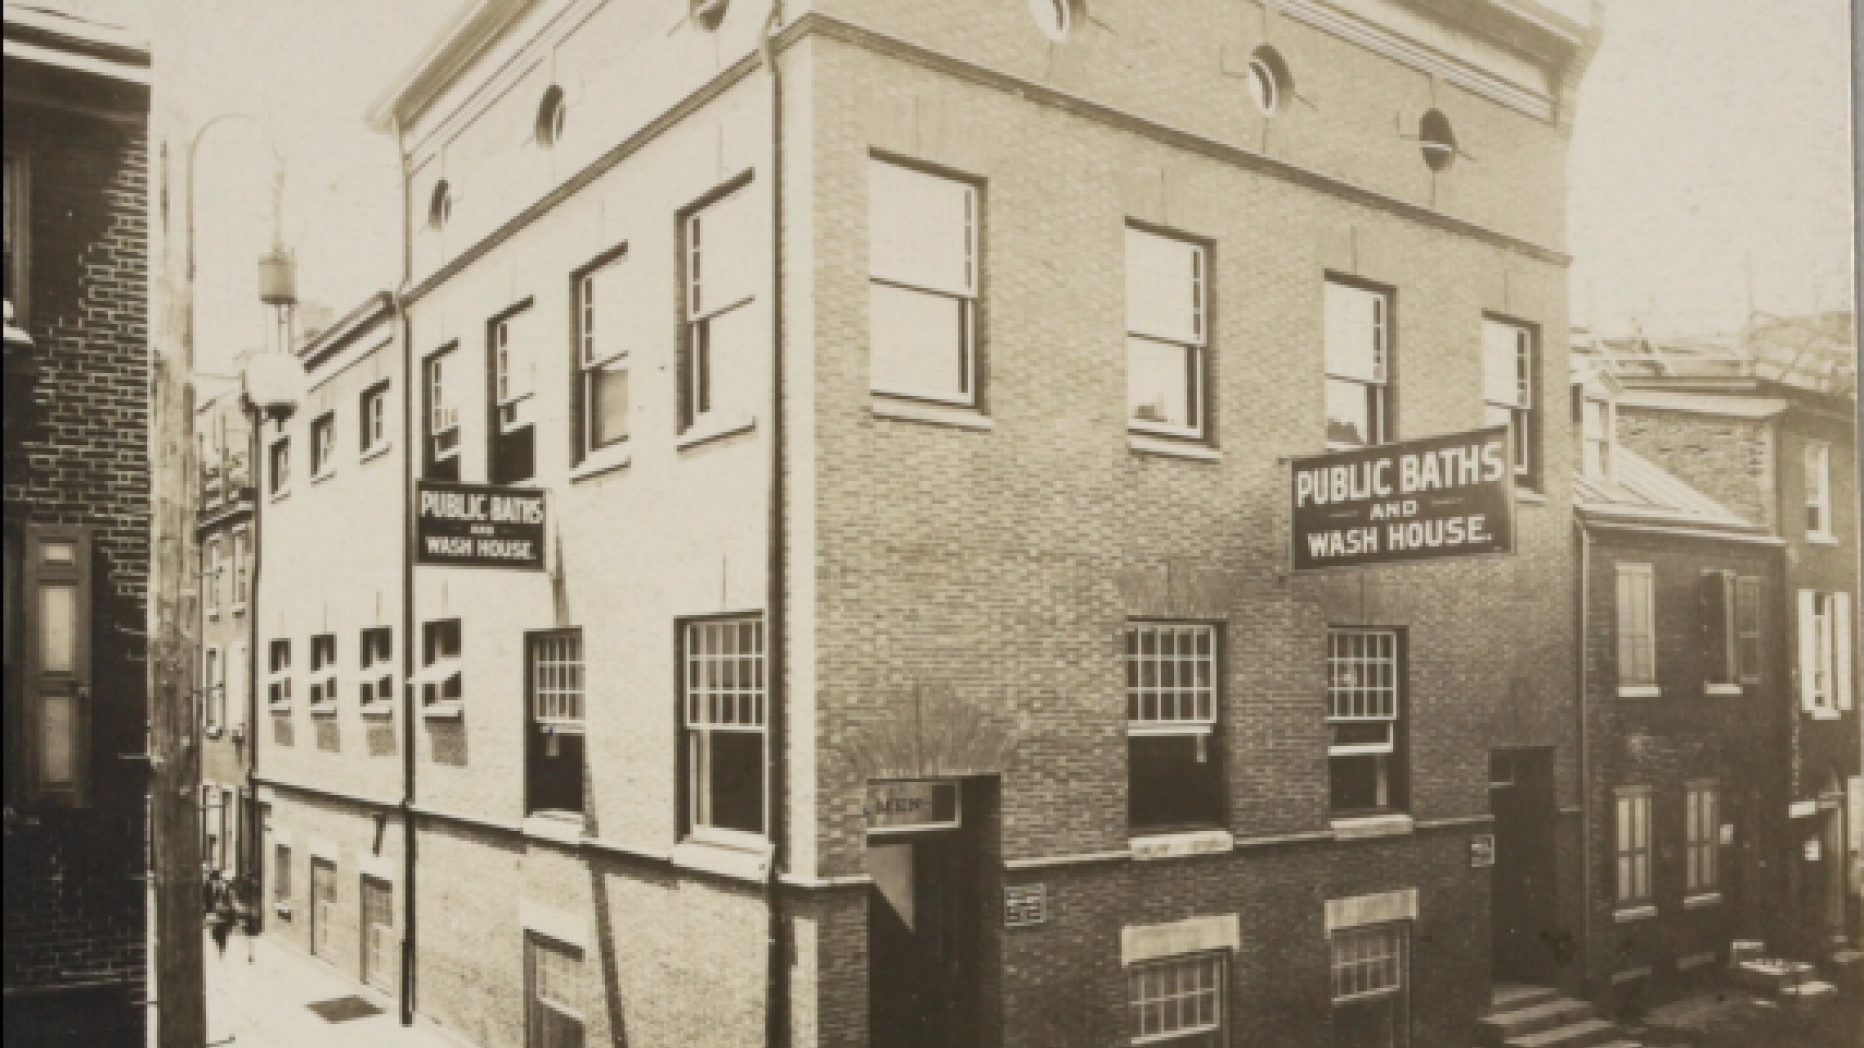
[1290,425,1515,571]
[415,480,546,570]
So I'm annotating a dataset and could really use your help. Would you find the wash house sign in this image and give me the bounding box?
[1291,425,1515,571]
[415,481,546,569]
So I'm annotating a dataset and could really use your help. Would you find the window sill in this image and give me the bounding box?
[1129,433,1222,463]
[1613,904,1658,923]
[310,468,336,485]
[421,703,463,720]
[671,835,773,883]
[522,812,586,845]
[1683,892,1723,910]
[231,603,247,617]
[870,397,994,432]
[308,704,338,718]
[1806,533,1838,546]
[676,414,756,451]
[207,609,220,621]
[268,703,292,715]
[360,441,394,464]
[1704,683,1744,698]
[569,449,632,483]
[360,705,395,720]
[1617,685,1662,699]
[1330,814,1415,840]
[205,725,223,739]
[1129,829,1235,861]
[1516,490,1547,505]
[1807,707,1842,721]
[269,489,290,504]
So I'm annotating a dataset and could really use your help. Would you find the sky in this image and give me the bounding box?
[165,0,1857,374]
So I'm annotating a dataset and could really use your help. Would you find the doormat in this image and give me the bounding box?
[306,996,384,1023]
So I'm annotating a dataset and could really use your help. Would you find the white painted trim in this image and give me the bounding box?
[675,414,756,450]
[1121,914,1240,965]
[1129,829,1235,861]
[1790,800,1820,818]
[870,398,995,432]
[1324,888,1417,932]
[1612,904,1657,923]
[1616,685,1662,699]
[1331,814,1415,840]
[522,813,585,845]
[670,836,773,883]
[1611,965,1652,984]
[1682,892,1722,910]
[568,449,631,482]
[519,898,588,951]
[1129,434,1223,462]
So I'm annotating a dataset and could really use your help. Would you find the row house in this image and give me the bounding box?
[249,1,1605,1047]
[195,388,255,891]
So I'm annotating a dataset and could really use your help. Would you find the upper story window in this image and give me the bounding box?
[428,180,453,231]
[490,308,536,484]
[1804,442,1832,539]
[359,627,394,708]
[1324,281,1390,449]
[424,346,461,482]
[202,646,224,730]
[575,250,631,461]
[1125,228,1208,440]
[1614,786,1651,906]
[681,187,758,432]
[1125,622,1223,832]
[269,436,291,496]
[230,527,250,611]
[1581,397,1613,480]
[1327,628,1407,816]
[1699,570,1755,693]
[267,639,292,708]
[1029,0,1073,42]
[682,616,766,840]
[204,538,223,618]
[535,86,567,148]
[528,630,585,816]
[1798,589,1853,715]
[421,619,463,709]
[308,634,338,709]
[1734,575,1762,684]
[1482,318,1537,487]
[868,159,978,407]
[360,382,390,458]
[1247,47,1292,117]
[310,411,336,479]
[1614,563,1657,695]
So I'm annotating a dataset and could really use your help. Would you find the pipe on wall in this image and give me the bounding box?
[392,111,420,1030]
[761,5,791,1046]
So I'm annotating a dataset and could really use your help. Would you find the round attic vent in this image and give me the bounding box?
[1419,109,1457,172]
[428,180,453,230]
[536,85,566,147]
[1247,46,1292,116]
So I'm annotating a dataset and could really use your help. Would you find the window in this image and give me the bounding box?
[203,787,220,870]
[1324,281,1390,448]
[311,858,337,960]
[526,934,586,1048]
[1127,952,1226,1047]
[574,251,631,461]
[360,382,390,457]
[682,187,758,431]
[204,538,222,618]
[1482,318,1537,485]
[490,307,536,483]
[424,347,461,482]
[1330,922,1410,1048]
[11,527,93,806]
[1614,787,1652,905]
[528,630,585,815]
[535,85,567,148]
[269,436,291,495]
[690,0,729,31]
[274,843,293,903]
[1805,442,1831,538]
[1029,0,1073,42]
[219,787,234,873]
[308,634,338,709]
[1700,570,1738,690]
[681,616,766,839]
[267,639,292,708]
[359,627,394,708]
[1327,629,1406,815]
[421,619,463,709]
[1125,623,1223,831]
[203,647,224,730]
[428,180,452,230]
[1614,564,1656,693]
[1246,47,1291,117]
[1685,782,1718,894]
[229,643,248,733]
[230,527,250,610]
[1581,397,1613,479]
[310,412,336,477]
[868,159,978,406]
[1419,109,1456,172]
[362,877,395,992]
[1798,590,1853,714]
[4,152,26,316]
[1735,576,1762,684]
[1126,228,1208,439]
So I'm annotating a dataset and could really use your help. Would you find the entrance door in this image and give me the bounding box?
[361,876,394,991]
[868,824,980,1048]
[1489,749,1559,985]
[310,858,337,961]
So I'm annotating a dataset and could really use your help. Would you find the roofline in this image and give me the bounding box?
[1575,512,1786,548]
[364,0,531,133]
[2,7,148,64]
[297,292,395,369]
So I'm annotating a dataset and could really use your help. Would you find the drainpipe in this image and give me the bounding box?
[1575,519,1592,995]
[244,410,263,926]
[391,112,420,1029]
[761,6,790,1047]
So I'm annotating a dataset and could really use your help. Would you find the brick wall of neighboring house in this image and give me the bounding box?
[2,79,150,1048]
[1614,407,1776,530]
[1580,528,1784,1012]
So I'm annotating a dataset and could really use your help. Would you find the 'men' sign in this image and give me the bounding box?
[1291,425,1514,571]
[416,481,546,570]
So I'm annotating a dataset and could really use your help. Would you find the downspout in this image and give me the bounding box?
[391,112,420,1029]
[244,414,263,927]
[761,6,789,1048]
[1575,518,1592,995]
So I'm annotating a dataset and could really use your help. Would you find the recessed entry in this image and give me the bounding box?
[1419,109,1456,172]
[1030,0,1073,42]
[1247,47,1293,116]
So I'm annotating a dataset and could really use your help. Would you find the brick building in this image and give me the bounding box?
[251,1,1605,1046]
[2,2,152,1045]
[194,387,255,893]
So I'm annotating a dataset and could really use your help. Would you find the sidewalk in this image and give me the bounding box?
[203,930,462,1048]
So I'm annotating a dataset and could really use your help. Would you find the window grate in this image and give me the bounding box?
[533,632,584,726]
[1126,624,1216,726]
[1328,630,1398,721]
[1128,952,1224,1041]
[1331,923,1405,1001]
[684,618,764,729]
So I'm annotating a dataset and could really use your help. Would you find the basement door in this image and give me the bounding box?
[867,784,981,1048]
[1489,749,1560,985]
[310,858,337,962]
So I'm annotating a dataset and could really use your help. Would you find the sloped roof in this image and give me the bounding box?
[3,0,148,54]
[1575,447,1773,542]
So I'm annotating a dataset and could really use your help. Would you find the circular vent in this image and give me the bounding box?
[1030,0,1073,42]
[428,180,453,230]
[1247,47,1292,116]
[536,85,566,147]
[1419,109,1457,172]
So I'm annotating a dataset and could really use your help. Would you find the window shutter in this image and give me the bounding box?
[21,526,94,807]
[1836,595,1854,712]
[1798,589,1818,712]
[1699,570,1734,686]
[231,642,249,730]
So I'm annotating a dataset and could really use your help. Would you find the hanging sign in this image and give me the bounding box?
[1290,425,1515,571]
[864,780,961,833]
[415,481,546,570]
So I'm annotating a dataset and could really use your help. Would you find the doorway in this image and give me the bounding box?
[1489,749,1559,985]
[310,857,337,962]
[867,791,981,1048]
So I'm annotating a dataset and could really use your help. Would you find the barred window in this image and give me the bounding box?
[1126,623,1217,727]
[1128,952,1226,1046]
[1331,923,1406,1002]
[532,631,584,726]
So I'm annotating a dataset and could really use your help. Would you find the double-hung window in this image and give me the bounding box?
[575,251,631,460]
[359,627,394,709]
[1327,628,1406,815]
[682,187,758,431]
[1798,590,1853,715]
[267,639,292,709]
[1614,786,1652,907]
[308,634,338,710]
[527,630,585,816]
[1699,570,1740,692]
[269,436,291,496]
[359,382,390,458]
[1330,922,1410,1047]
[1581,397,1613,480]
[204,538,222,619]
[868,158,978,406]
[1125,623,1223,831]
[310,411,336,478]
[230,527,249,612]
[1805,442,1831,539]
[1125,228,1207,439]
[1323,281,1390,448]
[421,619,463,710]
[490,307,537,483]
[526,933,586,1048]
[1735,576,1762,685]
[1127,952,1227,1047]
[682,616,766,839]
[1615,564,1657,695]
[1685,782,1718,895]
[1482,318,1537,485]
[203,647,224,730]
[424,347,461,482]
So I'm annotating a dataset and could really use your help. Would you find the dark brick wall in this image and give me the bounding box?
[1614,407,1775,531]
[2,89,151,1048]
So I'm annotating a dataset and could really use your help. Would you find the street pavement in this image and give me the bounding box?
[202,931,462,1048]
